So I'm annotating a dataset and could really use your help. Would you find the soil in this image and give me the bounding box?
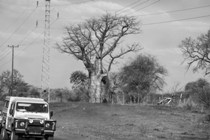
[50,102,210,140]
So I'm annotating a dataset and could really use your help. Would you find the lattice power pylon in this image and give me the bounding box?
[41,0,51,102]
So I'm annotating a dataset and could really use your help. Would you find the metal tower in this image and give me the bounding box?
[41,0,51,102]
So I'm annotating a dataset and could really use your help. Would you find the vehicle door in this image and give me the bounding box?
[1,100,9,128]
[6,102,15,131]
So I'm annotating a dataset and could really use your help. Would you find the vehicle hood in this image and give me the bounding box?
[15,112,49,120]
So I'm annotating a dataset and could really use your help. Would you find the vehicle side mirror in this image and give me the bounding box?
[50,111,53,118]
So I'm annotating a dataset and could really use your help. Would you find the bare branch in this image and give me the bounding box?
[179,30,210,75]
[107,43,142,71]
[57,13,141,75]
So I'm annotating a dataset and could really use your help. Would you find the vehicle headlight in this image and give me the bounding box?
[20,122,25,127]
[45,121,56,130]
[45,123,50,128]
[29,119,33,124]
[40,120,44,124]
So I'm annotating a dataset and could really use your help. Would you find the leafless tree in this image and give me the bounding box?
[57,13,141,103]
[179,30,210,75]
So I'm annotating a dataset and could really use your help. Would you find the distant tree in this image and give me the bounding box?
[179,30,210,75]
[106,72,127,104]
[29,87,40,98]
[73,87,89,102]
[119,54,167,103]
[57,13,141,103]
[70,71,88,88]
[199,86,210,108]
[0,69,29,96]
[0,76,4,97]
[184,78,210,108]
[54,88,64,102]
[53,88,72,102]
[70,71,89,101]
[185,78,209,94]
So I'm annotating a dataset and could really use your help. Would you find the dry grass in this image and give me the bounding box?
[50,102,210,140]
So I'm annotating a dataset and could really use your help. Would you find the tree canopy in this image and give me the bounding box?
[0,69,29,97]
[119,54,167,103]
[184,78,210,108]
[70,71,88,88]
[57,13,141,73]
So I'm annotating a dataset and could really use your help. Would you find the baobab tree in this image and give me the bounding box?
[57,13,141,103]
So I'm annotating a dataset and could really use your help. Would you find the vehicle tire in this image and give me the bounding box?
[35,138,43,140]
[1,128,9,140]
[45,136,54,140]
[10,130,18,140]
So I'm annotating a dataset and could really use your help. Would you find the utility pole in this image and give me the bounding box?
[8,45,19,96]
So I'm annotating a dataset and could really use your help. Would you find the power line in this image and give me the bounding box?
[0,33,44,68]
[0,51,10,62]
[19,27,38,46]
[0,2,56,69]
[117,0,160,16]
[2,8,28,35]
[2,18,59,69]
[0,7,38,49]
[116,0,149,14]
[0,59,11,68]
[54,0,151,20]
[137,4,210,17]
[19,18,59,51]
[0,22,39,64]
[0,5,39,65]
[143,14,210,26]
[133,0,160,12]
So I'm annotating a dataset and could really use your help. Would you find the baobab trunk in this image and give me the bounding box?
[88,58,108,103]
[89,73,102,103]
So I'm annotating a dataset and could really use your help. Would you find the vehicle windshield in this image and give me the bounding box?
[16,102,48,113]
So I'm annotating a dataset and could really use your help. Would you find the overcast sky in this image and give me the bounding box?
[0,0,210,92]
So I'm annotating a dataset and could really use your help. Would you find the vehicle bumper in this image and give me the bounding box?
[15,129,54,137]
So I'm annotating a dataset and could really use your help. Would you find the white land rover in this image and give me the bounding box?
[0,96,56,140]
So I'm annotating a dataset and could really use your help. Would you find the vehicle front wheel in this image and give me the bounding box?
[10,130,18,140]
[1,127,9,140]
[45,136,54,140]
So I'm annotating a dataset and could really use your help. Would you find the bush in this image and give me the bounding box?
[198,86,210,108]
[184,79,210,109]
[70,87,89,102]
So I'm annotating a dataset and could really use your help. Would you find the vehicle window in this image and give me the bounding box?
[16,102,48,113]
[9,102,15,116]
